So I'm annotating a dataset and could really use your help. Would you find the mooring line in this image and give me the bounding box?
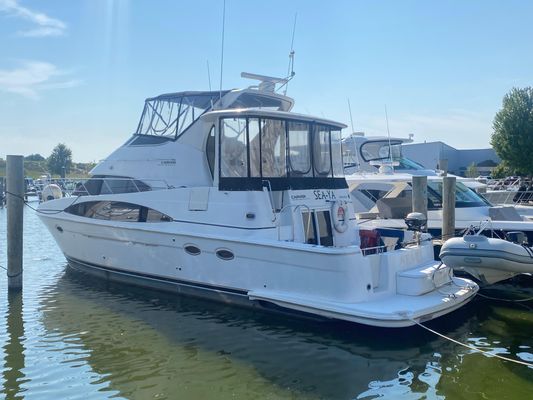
[398,312,533,368]
[476,292,533,303]
[5,190,80,214]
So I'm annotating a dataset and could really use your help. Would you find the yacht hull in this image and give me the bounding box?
[39,212,478,328]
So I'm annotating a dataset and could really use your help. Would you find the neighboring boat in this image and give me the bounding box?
[342,133,437,176]
[440,234,533,284]
[346,173,533,244]
[37,73,478,327]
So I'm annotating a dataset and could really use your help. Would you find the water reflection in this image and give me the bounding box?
[2,292,26,400]
[0,207,532,399]
[40,269,455,399]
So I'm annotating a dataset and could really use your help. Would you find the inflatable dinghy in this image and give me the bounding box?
[440,235,533,284]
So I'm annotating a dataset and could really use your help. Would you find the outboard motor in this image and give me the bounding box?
[506,231,528,245]
[405,212,427,232]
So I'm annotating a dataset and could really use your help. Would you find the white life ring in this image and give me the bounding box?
[332,200,349,233]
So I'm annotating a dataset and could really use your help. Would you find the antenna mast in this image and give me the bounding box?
[347,98,361,170]
[219,0,226,101]
[282,13,297,95]
[207,60,212,91]
[385,105,393,164]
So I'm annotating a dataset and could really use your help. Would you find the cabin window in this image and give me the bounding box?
[206,125,215,178]
[218,117,347,191]
[221,118,248,177]
[66,201,172,222]
[331,129,344,177]
[248,118,261,177]
[314,126,332,177]
[261,119,287,177]
[288,121,312,176]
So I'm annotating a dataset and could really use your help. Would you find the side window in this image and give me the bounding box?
[261,119,287,177]
[65,201,171,222]
[330,129,344,177]
[288,121,312,176]
[314,126,332,177]
[206,125,215,179]
[221,118,248,177]
[248,118,261,177]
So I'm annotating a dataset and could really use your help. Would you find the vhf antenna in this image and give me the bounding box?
[219,0,226,102]
[385,105,393,164]
[280,13,297,95]
[347,98,361,170]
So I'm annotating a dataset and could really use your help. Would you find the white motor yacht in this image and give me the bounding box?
[37,74,477,327]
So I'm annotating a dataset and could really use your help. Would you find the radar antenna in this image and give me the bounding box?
[241,72,288,93]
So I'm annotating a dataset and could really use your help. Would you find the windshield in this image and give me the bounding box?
[395,157,426,170]
[136,92,225,138]
[360,140,403,162]
[427,181,491,209]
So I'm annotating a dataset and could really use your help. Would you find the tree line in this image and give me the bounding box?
[491,87,533,178]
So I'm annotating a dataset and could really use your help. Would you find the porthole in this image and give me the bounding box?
[216,249,234,261]
[184,245,201,256]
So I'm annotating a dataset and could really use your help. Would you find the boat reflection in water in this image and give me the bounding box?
[39,269,533,400]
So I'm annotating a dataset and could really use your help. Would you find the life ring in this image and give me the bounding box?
[332,200,349,233]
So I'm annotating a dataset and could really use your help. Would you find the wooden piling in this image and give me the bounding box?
[6,155,24,291]
[412,175,428,216]
[442,176,456,241]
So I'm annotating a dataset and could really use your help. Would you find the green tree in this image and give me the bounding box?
[491,87,533,176]
[491,161,515,179]
[47,143,73,176]
[465,162,479,178]
[25,153,45,161]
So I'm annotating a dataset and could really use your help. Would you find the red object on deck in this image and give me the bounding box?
[359,229,381,252]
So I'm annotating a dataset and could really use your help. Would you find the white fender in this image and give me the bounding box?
[41,184,63,202]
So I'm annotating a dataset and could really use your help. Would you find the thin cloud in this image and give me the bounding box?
[0,61,81,99]
[0,0,66,37]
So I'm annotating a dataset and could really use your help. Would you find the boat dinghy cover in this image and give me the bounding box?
[440,235,533,275]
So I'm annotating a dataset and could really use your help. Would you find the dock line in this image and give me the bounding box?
[398,311,533,368]
[476,291,533,303]
[5,190,81,214]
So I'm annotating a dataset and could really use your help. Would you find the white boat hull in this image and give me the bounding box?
[39,212,478,328]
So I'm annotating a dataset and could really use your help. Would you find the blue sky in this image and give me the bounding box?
[0,0,532,162]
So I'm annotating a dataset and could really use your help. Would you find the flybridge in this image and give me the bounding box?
[134,73,295,140]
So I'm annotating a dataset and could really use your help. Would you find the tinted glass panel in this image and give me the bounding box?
[66,201,171,222]
[314,125,331,176]
[206,125,215,178]
[331,129,344,177]
[302,211,317,244]
[248,118,261,177]
[261,119,286,177]
[221,118,248,177]
[288,122,311,176]
[316,210,333,247]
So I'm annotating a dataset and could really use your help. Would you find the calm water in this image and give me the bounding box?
[0,206,532,400]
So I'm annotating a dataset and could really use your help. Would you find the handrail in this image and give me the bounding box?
[277,204,311,241]
[34,177,173,197]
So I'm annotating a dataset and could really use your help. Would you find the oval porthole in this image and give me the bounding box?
[216,249,234,261]
[184,245,201,256]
